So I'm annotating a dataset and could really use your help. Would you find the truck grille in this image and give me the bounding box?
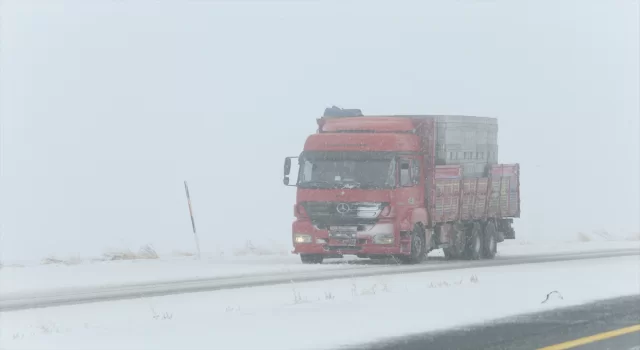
[302,201,386,226]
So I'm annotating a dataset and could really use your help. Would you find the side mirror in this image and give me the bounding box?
[283,156,298,187]
[284,157,292,176]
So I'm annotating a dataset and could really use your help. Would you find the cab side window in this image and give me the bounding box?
[399,159,420,187]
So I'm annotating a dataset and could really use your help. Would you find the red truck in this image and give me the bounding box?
[283,108,520,264]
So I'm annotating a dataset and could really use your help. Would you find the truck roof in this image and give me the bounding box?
[318,114,496,133]
[321,114,497,122]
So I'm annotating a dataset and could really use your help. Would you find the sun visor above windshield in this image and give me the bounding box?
[304,133,421,152]
[318,117,417,133]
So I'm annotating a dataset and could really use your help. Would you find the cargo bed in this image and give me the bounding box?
[433,163,520,223]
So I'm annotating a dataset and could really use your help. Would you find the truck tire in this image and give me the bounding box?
[400,225,426,264]
[482,221,498,259]
[300,254,323,264]
[443,247,457,260]
[464,222,482,260]
[443,224,465,260]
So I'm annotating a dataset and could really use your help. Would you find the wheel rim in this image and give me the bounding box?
[413,235,422,255]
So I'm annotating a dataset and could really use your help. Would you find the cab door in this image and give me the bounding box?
[395,156,425,230]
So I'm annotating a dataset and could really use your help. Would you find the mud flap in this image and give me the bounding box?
[498,219,515,240]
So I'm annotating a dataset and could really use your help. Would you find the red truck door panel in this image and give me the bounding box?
[395,157,425,230]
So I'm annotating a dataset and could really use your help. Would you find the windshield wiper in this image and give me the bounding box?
[356,181,385,189]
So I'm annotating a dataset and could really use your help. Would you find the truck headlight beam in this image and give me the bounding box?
[294,234,312,244]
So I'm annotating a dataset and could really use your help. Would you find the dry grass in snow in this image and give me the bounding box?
[232,240,290,257]
[575,230,640,243]
[36,244,161,266]
[41,255,84,266]
[101,244,159,261]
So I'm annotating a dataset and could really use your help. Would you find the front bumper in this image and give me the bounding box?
[291,219,409,256]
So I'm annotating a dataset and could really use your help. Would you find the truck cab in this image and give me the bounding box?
[283,116,432,264]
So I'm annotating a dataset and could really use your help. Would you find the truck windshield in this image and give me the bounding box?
[297,151,396,189]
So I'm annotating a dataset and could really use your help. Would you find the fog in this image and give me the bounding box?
[1,1,638,262]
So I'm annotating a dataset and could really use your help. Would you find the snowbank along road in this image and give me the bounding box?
[1,248,637,312]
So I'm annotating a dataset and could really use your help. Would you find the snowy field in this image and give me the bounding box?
[1,240,638,297]
[2,255,638,350]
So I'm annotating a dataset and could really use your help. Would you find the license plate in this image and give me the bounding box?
[330,231,357,246]
[345,239,357,246]
[335,238,356,246]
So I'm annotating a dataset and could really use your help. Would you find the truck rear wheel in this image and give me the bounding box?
[300,254,323,264]
[464,222,482,260]
[482,222,498,259]
[443,247,456,260]
[443,224,465,260]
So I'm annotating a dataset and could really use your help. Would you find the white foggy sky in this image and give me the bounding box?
[0,0,638,262]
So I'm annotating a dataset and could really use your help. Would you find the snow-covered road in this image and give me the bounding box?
[3,240,638,297]
[1,246,638,312]
[2,254,639,350]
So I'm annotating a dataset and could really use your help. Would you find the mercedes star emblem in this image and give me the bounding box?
[336,203,350,214]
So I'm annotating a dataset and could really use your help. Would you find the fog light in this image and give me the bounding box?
[294,234,312,243]
[316,238,327,244]
[373,234,394,245]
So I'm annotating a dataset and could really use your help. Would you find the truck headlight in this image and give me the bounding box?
[373,234,394,245]
[294,234,312,243]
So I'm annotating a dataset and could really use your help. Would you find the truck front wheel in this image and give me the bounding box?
[300,254,324,264]
[399,226,426,264]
